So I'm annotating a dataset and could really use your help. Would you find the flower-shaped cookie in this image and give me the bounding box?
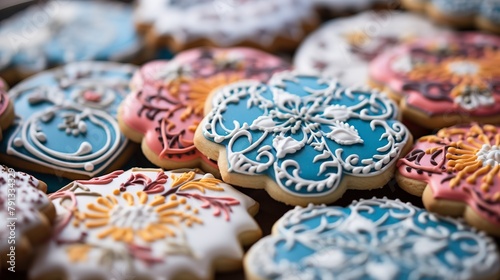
[370,32,500,129]
[0,1,142,81]
[0,62,137,180]
[397,123,500,236]
[29,168,261,279]
[0,165,55,270]
[244,198,500,280]
[403,0,500,33]
[138,0,318,52]
[119,47,289,174]
[0,78,14,140]
[195,71,411,205]
[294,11,449,86]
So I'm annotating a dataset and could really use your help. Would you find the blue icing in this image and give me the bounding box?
[204,72,409,197]
[0,1,141,72]
[433,0,482,14]
[480,0,500,23]
[0,62,136,178]
[250,199,500,280]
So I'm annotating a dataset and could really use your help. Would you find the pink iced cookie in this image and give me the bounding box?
[119,47,289,173]
[0,78,14,141]
[396,123,500,236]
[370,32,500,129]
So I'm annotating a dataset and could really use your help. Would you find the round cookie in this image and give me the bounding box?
[143,0,319,52]
[0,0,145,83]
[0,61,137,180]
[29,168,261,280]
[370,32,500,129]
[0,165,56,271]
[194,71,412,206]
[0,78,14,141]
[294,11,449,87]
[119,47,289,174]
[244,198,500,280]
[397,123,500,236]
[402,0,500,33]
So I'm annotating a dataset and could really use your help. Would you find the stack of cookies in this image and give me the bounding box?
[0,1,499,279]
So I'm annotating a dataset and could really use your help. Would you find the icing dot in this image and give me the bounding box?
[13,137,23,147]
[447,61,479,76]
[113,189,120,195]
[84,162,94,171]
[476,145,500,167]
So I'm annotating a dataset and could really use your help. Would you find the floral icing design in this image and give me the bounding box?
[0,165,50,252]
[202,71,409,199]
[398,124,500,225]
[29,168,259,280]
[121,48,289,168]
[0,1,141,73]
[245,198,500,280]
[0,62,136,177]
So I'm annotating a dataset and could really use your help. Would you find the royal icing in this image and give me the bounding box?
[370,32,500,117]
[294,11,449,86]
[245,198,500,280]
[145,0,317,49]
[0,78,8,117]
[201,71,410,203]
[0,61,137,178]
[313,0,391,11]
[411,0,500,24]
[0,165,50,252]
[120,47,289,169]
[398,124,500,226]
[29,168,260,280]
[0,1,141,73]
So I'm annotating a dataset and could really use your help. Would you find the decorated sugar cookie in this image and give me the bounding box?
[0,78,14,141]
[397,123,500,236]
[313,0,394,14]
[0,165,55,270]
[370,32,500,129]
[294,11,449,86]
[143,0,319,52]
[0,62,137,180]
[244,198,500,280]
[29,168,261,280]
[119,47,289,173]
[194,71,412,205]
[402,0,500,33]
[0,0,143,82]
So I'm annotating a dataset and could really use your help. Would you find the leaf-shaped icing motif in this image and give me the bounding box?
[323,105,352,121]
[272,136,304,158]
[326,121,364,145]
[250,115,276,130]
[272,88,301,111]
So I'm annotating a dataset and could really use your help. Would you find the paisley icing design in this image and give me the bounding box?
[137,0,317,51]
[294,11,449,86]
[245,198,500,280]
[403,0,500,32]
[120,47,289,170]
[370,33,500,123]
[29,168,260,280]
[0,1,141,73]
[199,71,410,204]
[397,124,500,228]
[0,165,52,255]
[0,62,136,178]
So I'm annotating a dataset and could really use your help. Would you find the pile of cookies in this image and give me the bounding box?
[1,0,499,279]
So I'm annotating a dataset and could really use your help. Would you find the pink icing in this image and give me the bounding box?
[397,124,500,225]
[0,78,9,116]
[120,47,290,167]
[370,32,500,117]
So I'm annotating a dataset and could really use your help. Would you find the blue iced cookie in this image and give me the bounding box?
[0,1,143,81]
[194,71,412,205]
[0,61,137,180]
[244,197,500,280]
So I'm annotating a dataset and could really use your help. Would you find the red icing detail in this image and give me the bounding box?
[83,90,102,102]
[127,243,164,266]
[397,124,500,225]
[120,47,289,168]
[77,170,125,185]
[177,192,240,221]
[49,191,78,237]
[120,171,168,194]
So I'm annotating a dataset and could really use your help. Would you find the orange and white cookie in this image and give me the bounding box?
[370,32,500,129]
[0,78,14,141]
[119,47,289,174]
[0,165,55,271]
[29,168,261,280]
[397,123,500,236]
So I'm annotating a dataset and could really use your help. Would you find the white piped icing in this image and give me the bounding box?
[477,145,500,167]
